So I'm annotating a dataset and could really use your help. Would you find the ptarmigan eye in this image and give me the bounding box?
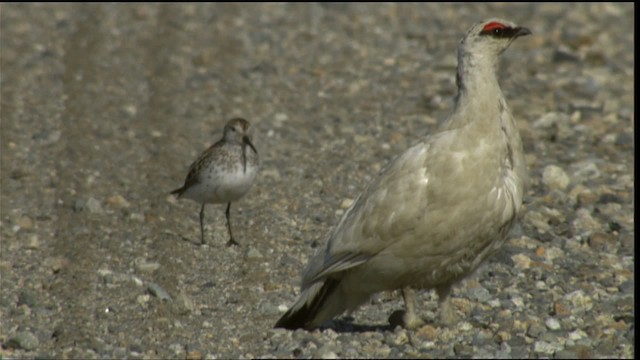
[480,21,508,37]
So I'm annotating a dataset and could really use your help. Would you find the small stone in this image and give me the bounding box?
[7,331,40,350]
[468,286,491,302]
[137,294,150,306]
[246,248,263,260]
[122,104,137,117]
[313,343,339,359]
[17,289,38,307]
[453,343,474,356]
[416,325,438,341]
[543,246,564,262]
[392,329,409,346]
[147,282,172,301]
[553,46,580,63]
[554,302,570,317]
[524,211,551,233]
[571,161,601,182]
[174,291,196,315]
[565,290,593,313]
[495,331,511,343]
[554,350,579,359]
[533,340,563,354]
[44,256,69,273]
[134,258,160,272]
[186,350,202,360]
[542,165,570,190]
[512,253,531,269]
[527,323,546,338]
[273,113,288,127]
[566,345,593,359]
[85,197,104,214]
[340,198,354,209]
[16,216,33,230]
[568,329,587,341]
[106,194,131,208]
[27,234,40,249]
[545,317,561,330]
[510,297,524,308]
[572,208,602,236]
[588,232,613,251]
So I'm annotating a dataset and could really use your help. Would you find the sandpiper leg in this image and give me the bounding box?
[199,204,206,245]
[225,202,240,246]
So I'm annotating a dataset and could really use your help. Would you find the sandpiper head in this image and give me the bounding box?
[224,117,257,153]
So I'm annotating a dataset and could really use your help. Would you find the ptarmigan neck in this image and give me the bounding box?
[450,51,504,129]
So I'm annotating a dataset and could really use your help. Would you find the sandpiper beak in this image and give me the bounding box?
[243,136,257,154]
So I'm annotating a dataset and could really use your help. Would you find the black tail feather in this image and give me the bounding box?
[275,278,339,330]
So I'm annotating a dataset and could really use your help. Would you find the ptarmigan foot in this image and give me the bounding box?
[437,284,460,326]
[388,287,425,329]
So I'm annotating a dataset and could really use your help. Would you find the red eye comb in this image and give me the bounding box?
[482,22,507,32]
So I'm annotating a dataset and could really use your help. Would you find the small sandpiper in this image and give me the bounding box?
[171,118,259,246]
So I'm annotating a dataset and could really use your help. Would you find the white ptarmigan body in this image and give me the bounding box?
[276,19,530,329]
[172,118,259,246]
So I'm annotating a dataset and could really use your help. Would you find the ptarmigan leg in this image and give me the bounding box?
[401,287,425,329]
[436,283,458,326]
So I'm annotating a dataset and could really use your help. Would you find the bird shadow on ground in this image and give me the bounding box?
[320,317,396,333]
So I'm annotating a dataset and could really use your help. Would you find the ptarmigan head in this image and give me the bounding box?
[459,18,531,58]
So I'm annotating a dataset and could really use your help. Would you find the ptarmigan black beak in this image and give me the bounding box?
[513,26,532,38]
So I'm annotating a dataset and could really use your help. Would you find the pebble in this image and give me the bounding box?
[74,197,104,214]
[174,291,197,315]
[542,165,570,190]
[134,257,160,272]
[545,317,561,330]
[511,253,531,269]
[588,232,613,251]
[533,340,564,354]
[7,331,40,351]
[527,323,546,338]
[340,198,354,209]
[565,290,593,313]
[467,285,491,302]
[246,248,264,260]
[16,216,33,230]
[26,234,40,249]
[106,194,131,208]
[571,160,601,182]
[415,325,438,341]
[147,282,172,301]
[137,294,150,306]
[572,208,602,235]
[315,345,338,359]
[17,289,38,307]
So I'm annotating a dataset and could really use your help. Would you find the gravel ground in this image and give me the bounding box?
[0,3,634,359]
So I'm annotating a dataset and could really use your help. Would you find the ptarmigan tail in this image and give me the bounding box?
[277,276,375,330]
[275,278,342,329]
